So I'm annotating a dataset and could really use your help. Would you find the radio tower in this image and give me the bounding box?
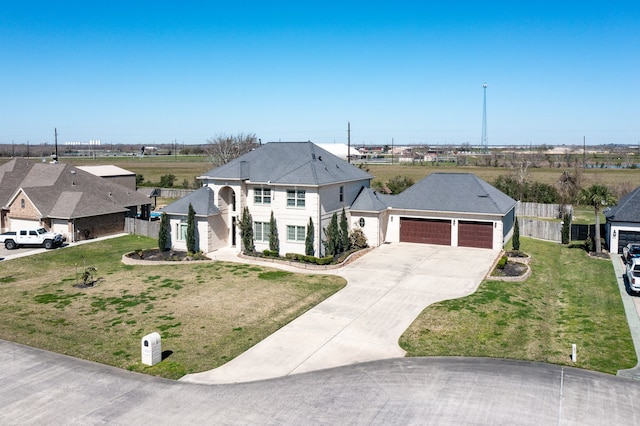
[481,82,488,152]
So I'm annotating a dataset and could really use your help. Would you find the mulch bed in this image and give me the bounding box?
[491,260,528,277]
[126,249,209,262]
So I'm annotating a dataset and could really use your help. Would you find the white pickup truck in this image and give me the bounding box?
[0,228,64,250]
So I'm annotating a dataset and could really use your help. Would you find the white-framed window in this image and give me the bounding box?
[339,186,344,202]
[287,189,305,207]
[287,225,306,242]
[254,221,270,242]
[176,222,187,241]
[254,188,271,204]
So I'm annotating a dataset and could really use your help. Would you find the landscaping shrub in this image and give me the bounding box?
[497,255,508,269]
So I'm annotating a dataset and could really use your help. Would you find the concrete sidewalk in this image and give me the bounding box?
[181,243,498,384]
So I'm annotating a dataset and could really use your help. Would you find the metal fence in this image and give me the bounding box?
[125,218,160,239]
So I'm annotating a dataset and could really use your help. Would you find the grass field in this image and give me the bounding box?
[4,155,638,193]
[399,237,636,374]
[0,235,345,379]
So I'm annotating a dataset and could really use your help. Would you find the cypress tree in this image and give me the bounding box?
[269,211,279,255]
[512,217,520,251]
[323,212,339,256]
[239,206,254,254]
[305,217,315,256]
[340,208,350,252]
[158,212,170,251]
[186,203,196,253]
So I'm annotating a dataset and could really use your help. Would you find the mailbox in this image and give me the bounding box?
[141,332,162,366]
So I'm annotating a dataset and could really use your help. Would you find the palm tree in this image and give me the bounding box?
[579,184,617,253]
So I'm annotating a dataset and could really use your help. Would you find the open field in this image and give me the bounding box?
[399,237,636,374]
[0,236,345,379]
[3,155,639,191]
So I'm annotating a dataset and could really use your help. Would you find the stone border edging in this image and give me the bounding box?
[486,252,532,282]
[238,247,375,270]
[121,247,374,269]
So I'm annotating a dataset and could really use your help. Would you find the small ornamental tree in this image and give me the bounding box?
[305,217,315,256]
[269,211,279,255]
[238,206,255,254]
[561,212,571,245]
[340,208,350,252]
[512,217,520,251]
[323,212,339,257]
[186,203,196,253]
[158,212,170,251]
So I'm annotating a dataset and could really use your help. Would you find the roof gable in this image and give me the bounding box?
[201,142,372,186]
[162,187,219,216]
[605,186,640,223]
[0,158,150,219]
[391,173,516,215]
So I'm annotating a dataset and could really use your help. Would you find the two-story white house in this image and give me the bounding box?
[164,141,372,255]
[162,141,517,254]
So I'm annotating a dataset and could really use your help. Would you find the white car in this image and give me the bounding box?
[626,258,640,293]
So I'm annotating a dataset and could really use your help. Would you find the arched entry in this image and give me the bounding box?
[218,186,236,247]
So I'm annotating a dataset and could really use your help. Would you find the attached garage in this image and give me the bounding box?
[618,230,640,254]
[400,218,451,245]
[9,218,40,230]
[458,221,493,249]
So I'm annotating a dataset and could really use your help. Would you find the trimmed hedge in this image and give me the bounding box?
[285,253,333,265]
[497,255,508,269]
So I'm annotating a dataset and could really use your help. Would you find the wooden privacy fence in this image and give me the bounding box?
[125,218,160,239]
[158,188,194,199]
[516,202,572,219]
[518,218,562,243]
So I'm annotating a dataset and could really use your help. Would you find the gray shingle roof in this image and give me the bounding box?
[389,173,516,215]
[201,142,372,186]
[350,187,391,212]
[0,158,150,219]
[605,186,640,223]
[162,187,219,216]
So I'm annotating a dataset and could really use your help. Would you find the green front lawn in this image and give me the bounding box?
[0,235,345,379]
[400,237,636,374]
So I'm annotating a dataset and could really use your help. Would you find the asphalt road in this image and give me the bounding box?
[1,340,639,425]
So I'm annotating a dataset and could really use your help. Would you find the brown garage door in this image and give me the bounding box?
[400,218,451,245]
[458,221,493,249]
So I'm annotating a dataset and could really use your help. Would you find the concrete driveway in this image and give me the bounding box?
[182,243,498,384]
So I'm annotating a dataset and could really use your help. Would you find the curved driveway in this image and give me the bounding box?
[183,243,498,384]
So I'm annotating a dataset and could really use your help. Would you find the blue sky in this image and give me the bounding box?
[1,1,638,146]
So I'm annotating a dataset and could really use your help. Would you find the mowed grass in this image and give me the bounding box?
[399,237,636,374]
[0,235,345,379]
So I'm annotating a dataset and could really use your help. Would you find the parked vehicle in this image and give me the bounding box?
[626,258,640,293]
[623,243,640,264]
[0,228,64,250]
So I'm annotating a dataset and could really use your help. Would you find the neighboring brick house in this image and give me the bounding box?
[163,142,516,255]
[0,158,151,241]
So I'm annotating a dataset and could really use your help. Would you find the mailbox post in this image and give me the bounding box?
[141,332,162,366]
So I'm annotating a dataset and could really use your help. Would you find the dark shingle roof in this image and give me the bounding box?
[162,187,219,216]
[201,142,372,185]
[350,187,391,212]
[605,186,640,223]
[0,158,150,219]
[390,173,516,215]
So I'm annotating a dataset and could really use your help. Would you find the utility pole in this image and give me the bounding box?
[347,122,351,163]
[583,136,586,167]
[481,83,488,153]
[54,128,59,161]
[391,137,394,164]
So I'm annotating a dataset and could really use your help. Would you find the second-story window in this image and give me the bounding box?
[287,190,305,207]
[339,186,344,202]
[254,188,271,205]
